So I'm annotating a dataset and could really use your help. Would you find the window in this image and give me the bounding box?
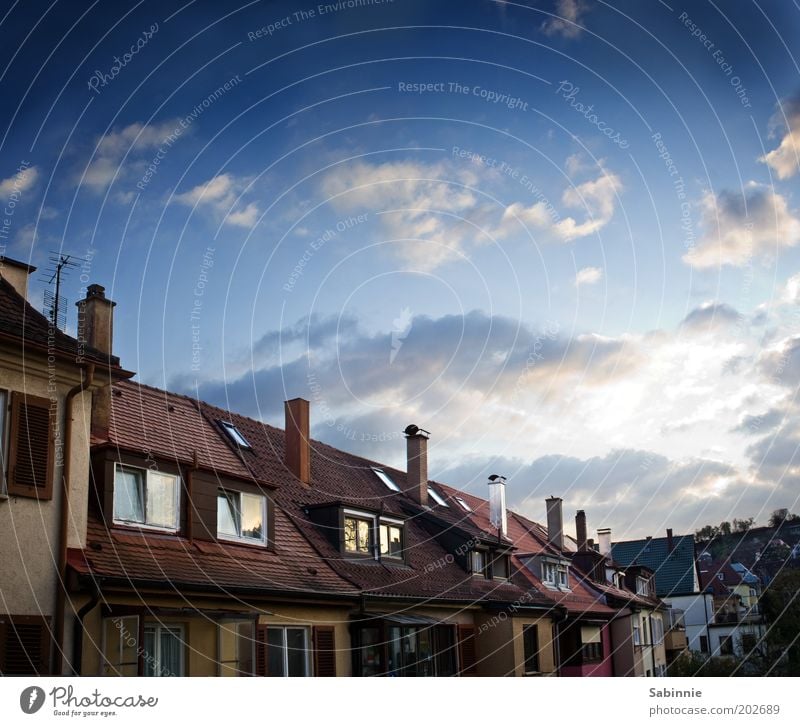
[455,496,471,512]
[379,520,403,559]
[717,573,724,581]
[217,489,266,544]
[522,625,539,674]
[218,420,251,449]
[471,550,486,576]
[542,559,569,588]
[0,389,7,495]
[741,634,757,653]
[4,392,54,499]
[492,553,509,579]
[265,627,310,677]
[427,487,448,506]
[386,625,457,677]
[699,635,709,653]
[372,467,400,492]
[633,624,641,646]
[218,620,254,676]
[651,616,664,644]
[582,641,603,662]
[636,576,651,596]
[344,514,373,555]
[719,635,734,656]
[113,464,179,531]
[143,624,184,676]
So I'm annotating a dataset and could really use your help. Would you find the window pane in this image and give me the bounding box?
[344,518,357,552]
[114,467,144,523]
[217,491,239,537]
[159,627,182,676]
[146,472,177,528]
[240,493,265,541]
[266,628,285,677]
[237,622,254,676]
[356,519,370,552]
[286,628,307,676]
[0,390,6,492]
[523,625,539,673]
[143,627,156,677]
[380,524,402,557]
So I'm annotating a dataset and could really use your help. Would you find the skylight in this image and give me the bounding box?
[428,487,448,507]
[372,467,400,492]
[455,496,472,512]
[219,420,251,449]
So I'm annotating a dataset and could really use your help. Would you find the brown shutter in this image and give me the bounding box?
[313,625,336,677]
[0,615,51,675]
[255,624,268,676]
[457,624,477,676]
[7,392,54,499]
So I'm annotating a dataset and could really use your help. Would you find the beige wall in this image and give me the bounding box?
[474,612,556,677]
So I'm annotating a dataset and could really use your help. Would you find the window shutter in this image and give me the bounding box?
[7,392,54,500]
[0,615,51,675]
[312,626,336,677]
[457,624,477,676]
[255,624,268,676]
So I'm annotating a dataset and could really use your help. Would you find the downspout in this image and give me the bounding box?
[72,579,101,675]
[54,363,95,675]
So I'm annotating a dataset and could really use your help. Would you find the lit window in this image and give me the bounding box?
[266,627,310,677]
[471,550,487,576]
[217,489,267,544]
[113,464,179,531]
[344,514,374,555]
[428,487,448,506]
[372,467,400,492]
[455,496,471,512]
[143,624,184,677]
[379,520,404,559]
[218,420,251,449]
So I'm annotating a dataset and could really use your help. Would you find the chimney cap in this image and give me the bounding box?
[0,256,36,274]
[488,474,506,483]
[546,495,563,502]
[597,527,611,534]
[404,424,429,438]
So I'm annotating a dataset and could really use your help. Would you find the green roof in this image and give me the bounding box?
[611,535,698,596]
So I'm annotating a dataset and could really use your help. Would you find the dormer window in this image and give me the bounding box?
[217,489,267,545]
[636,576,651,596]
[492,553,509,580]
[343,509,404,560]
[542,559,569,589]
[471,550,487,577]
[344,514,373,555]
[428,487,448,507]
[379,519,404,559]
[372,467,400,492]
[219,420,251,449]
[113,463,179,532]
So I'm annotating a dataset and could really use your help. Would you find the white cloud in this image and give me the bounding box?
[541,0,588,40]
[175,173,261,229]
[575,266,602,286]
[760,98,800,180]
[0,165,38,198]
[683,183,800,268]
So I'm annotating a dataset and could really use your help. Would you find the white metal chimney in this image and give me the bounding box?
[597,527,612,557]
[488,475,508,537]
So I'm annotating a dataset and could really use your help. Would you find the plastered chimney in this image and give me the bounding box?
[77,284,115,358]
[285,398,311,485]
[546,496,564,551]
[404,425,428,506]
[597,527,612,557]
[0,256,36,300]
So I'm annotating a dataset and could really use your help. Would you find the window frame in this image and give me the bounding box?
[427,487,448,507]
[218,619,255,676]
[218,420,252,449]
[112,462,180,533]
[491,552,510,580]
[470,549,487,577]
[541,558,570,590]
[265,626,311,677]
[343,509,376,558]
[217,488,268,546]
[142,623,185,677]
[378,517,404,560]
[522,624,540,675]
[0,388,7,497]
[372,467,400,492]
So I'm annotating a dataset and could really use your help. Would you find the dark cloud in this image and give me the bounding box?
[680,302,741,332]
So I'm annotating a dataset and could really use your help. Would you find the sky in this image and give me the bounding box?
[1,0,800,539]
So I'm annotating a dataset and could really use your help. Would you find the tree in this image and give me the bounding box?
[719,521,732,536]
[734,517,754,532]
[667,651,741,676]
[695,525,718,542]
[759,569,800,675]
[769,509,790,528]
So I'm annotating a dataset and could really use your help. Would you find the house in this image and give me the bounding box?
[611,531,712,659]
[0,257,132,675]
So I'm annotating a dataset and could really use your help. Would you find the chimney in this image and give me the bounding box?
[667,528,674,553]
[77,284,115,357]
[488,475,508,537]
[587,537,595,551]
[0,256,36,300]
[597,527,611,557]
[575,510,588,551]
[545,496,563,551]
[285,398,311,485]
[404,424,429,505]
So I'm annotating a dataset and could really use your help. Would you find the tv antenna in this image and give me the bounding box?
[40,253,78,331]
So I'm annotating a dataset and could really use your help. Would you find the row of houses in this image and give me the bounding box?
[0,256,750,677]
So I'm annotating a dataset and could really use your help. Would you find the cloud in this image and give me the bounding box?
[760,96,800,180]
[0,165,38,198]
[175,173,261,229]
[575,266,602,287]
[680,302,741,332]
[683,184,800,268]
[541,0,588,40]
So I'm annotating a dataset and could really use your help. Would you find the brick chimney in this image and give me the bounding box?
[575,510,588,551]
[285,398,311,485]
[404,424,428,505]
[77,284,115,358]
[666,528,674,553]
[597,527,612,557]
[546,496,563,551]
[0,256,36,300]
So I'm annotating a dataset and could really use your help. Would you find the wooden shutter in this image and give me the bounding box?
[313,626,336,677]
[0,615,51,675]
[457,624,477,676]
[7,392,54,499]
[255,624,268,676]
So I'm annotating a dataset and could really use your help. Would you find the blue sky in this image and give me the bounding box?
[2,0,800,538]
